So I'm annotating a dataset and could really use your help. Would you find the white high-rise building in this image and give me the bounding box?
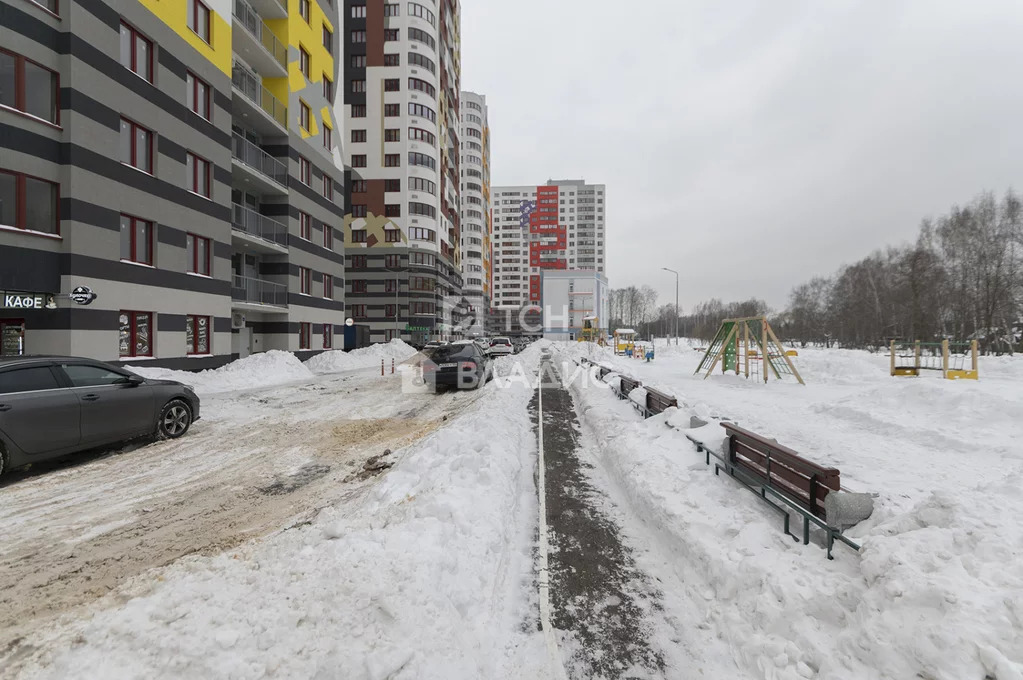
[490,179,606,309]
[459,91,491,334]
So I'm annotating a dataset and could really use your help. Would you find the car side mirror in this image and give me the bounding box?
[127,374,145,386]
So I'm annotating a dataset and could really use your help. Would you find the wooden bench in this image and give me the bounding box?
[717,422,859,559]
[644,387,678,415]
[619,375,641,399]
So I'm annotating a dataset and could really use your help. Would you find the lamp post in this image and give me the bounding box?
[662,267,679,346]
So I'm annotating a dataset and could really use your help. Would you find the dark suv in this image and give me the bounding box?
[422,342,494,391]
[0,356,200,480]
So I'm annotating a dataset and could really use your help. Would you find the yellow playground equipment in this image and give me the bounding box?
[890,339,978,380]
[614,328,637,355]
[578,316,604,344]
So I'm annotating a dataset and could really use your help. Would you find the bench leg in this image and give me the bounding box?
[826,531,835,560]
[803,515,810,545]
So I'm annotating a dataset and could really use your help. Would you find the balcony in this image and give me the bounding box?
[231,132,288,195]
[233,0,288,78]
[247,0,286,20]
[232,275,288,309]
[232,203,289,253]
[232,66,287,134]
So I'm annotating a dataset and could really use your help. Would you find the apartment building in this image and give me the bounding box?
[540,270,609,341]
[342,0,463,345]
[458,90,490,336]
[490,179,606,310]
[0,0,346,369]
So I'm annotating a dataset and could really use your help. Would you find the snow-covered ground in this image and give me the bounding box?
[556,341,1023,680]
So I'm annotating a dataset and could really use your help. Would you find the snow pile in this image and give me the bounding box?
[305,338,418,374]
[128,350,313,395]
[554,343,1023,680]
[25,347,552,680]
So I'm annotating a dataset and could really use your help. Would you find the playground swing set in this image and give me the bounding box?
[889,339,979,380]
[695,316,804,385]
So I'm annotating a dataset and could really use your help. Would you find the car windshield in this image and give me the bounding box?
[425,345,476,361]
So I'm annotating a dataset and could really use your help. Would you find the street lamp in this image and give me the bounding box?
[662,267,679,346]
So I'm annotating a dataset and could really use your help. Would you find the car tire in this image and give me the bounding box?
[0,443,8,481]
[157,399,193,440]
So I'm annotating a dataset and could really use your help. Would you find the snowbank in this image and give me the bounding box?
[306,338,418,374]
[25,347,553,680]
[127,350,313,395]
[556,343,1023,680]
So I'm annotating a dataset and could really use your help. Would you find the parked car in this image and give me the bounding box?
[472,337,491,354]
[0,356,201,480]
[423,341,443,352]
[488,336,514,356]
[421,341,493,391]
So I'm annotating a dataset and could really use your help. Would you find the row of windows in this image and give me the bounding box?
[407,2,436,26]
[408,77,435,98]
[297,266,336,300]
[407,51,435,74]
[348,252,437,269]
[408,152,436,170]
[408,27,435,50]
[349,201,436,220]
[408,102,436,122]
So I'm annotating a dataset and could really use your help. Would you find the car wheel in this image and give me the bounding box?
[157,399,193,440]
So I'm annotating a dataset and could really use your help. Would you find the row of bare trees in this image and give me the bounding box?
[777,190,1022,352]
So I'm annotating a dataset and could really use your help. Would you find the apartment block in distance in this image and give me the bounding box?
[458,90,490,336]
[490,179,606,314]
[342,0,463,345]
[0,0,346,369]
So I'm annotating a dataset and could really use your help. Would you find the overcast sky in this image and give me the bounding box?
[461,0,1023,312]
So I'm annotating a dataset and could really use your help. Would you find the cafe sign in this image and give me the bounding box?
[0,291,55,310]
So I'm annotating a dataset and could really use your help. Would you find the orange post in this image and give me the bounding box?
[391,358,395,374]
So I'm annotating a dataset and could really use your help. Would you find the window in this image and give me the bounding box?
[300,47,310,78]
[408,28,435,50]
[407,2,435,25]
[408,127,435,145]
[185,152,211,198]
[410,276,434,291]
[408,102,436,122]
[407,51,435,73]
[351,180,367,193]
[351,30,366,43]
[408,152,436,170]
[297,211,311,240]
[384,29,399,41]
[384,78,400,92]
[61,364,131,387]
[410,251,435,266]
[384,103,400,117]
[120,118,153,173]
[351,154,366,168]
[351,104,366,117]
[351,205,367,218]
[384,154,401,167]
[186,71,211,121]
[409,176,436,195]
[351,280,367,293]
[323,124,332,149]
[385,304,396,318]
[351,54,366,68]
[350,304,366,317]
[385,279,397,292]
[351,4,366,18]
[384,3,399,16]
[0,366,60,394]
[299,0,310,22]
[350,129,367,143]
[188,0,211,43]
[186,233,210,275]
[119,22,153,83]
[409,227,435,241]
[0,171,59,234]
[323,25,333,54]
[351,228,367,242]
[323,176,334,200]
[383,53,400,67]
[385,254,400,267]
[408,202,436,218]
[120,214,153,265]
[384,178,401,192]
[299,156,311,184]
[351,79,365,94]
[322,75,333,101]
[408,77,435,98]
[186,315,211,355]
[119,311,153,357]
[299,322,311,349]
[322,323,333,349]
[385,205,401,218]
[299,266,311,294]
[351,255,367,268]
[323,223,334,249]
[411,302,434,315]
[323,273,333,299]
[0,50,59,124]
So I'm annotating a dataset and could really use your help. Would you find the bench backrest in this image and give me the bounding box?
[722,422,840,518]
[645,387,678,414]
[619,375,641,397]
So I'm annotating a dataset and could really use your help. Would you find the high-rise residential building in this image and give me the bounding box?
[342,0,462,346]
[458,90,490,336]
[490,180,606,310]
[0,0,347,368]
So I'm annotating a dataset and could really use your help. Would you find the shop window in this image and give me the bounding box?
[119,311,153,357]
